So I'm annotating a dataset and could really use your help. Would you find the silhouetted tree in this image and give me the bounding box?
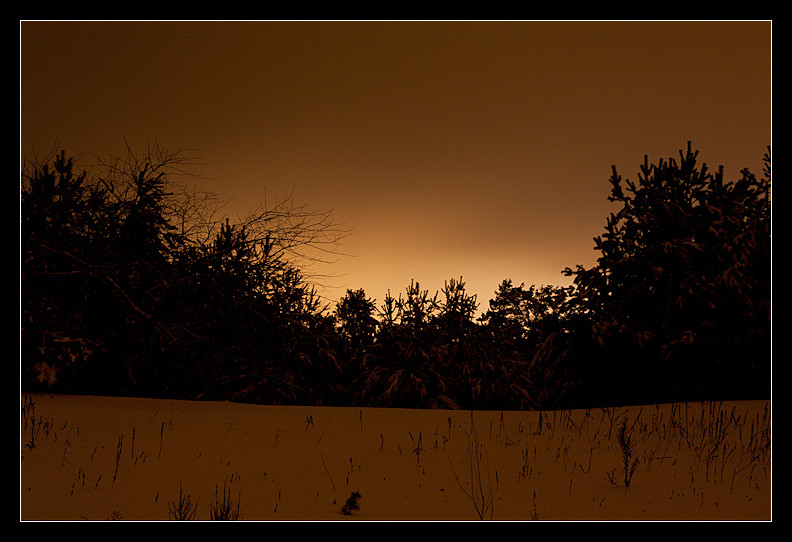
[21,147,186,394]
[480,281,574,348]
[354,277,539,410]
[21,151,102,390]
[480,280,530,345]
[352,281,453,408]
[334,288,378,383]
[433,278,520,410]
[24,142,769,411]
[474,280,578,409]
[335,289,378,344]
[21,145,348,404]
[435,277,479,339]
[563,143,771,405]
[396,279,439,335]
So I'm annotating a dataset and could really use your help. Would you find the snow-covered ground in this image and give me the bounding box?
[20,393,771,521]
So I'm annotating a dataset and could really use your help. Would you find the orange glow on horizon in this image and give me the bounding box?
[20,20,771,309]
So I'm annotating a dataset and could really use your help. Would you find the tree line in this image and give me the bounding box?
[20,142,771,410]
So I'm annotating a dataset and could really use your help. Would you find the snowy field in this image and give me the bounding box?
[20,393,771,521]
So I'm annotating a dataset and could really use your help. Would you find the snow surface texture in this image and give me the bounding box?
[20,393,771,521]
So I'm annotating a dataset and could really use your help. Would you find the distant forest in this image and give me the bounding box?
[20,143,771,410]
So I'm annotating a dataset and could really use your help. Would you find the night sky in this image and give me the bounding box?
[20,21,771,312]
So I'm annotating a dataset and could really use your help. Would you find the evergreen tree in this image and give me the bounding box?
[334,289,378,376]
[21,147,347,404]
[564,143,771,404]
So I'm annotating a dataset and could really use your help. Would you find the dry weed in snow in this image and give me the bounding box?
[20,393,771,521]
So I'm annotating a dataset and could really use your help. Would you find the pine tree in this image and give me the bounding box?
[564,143,770,403]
